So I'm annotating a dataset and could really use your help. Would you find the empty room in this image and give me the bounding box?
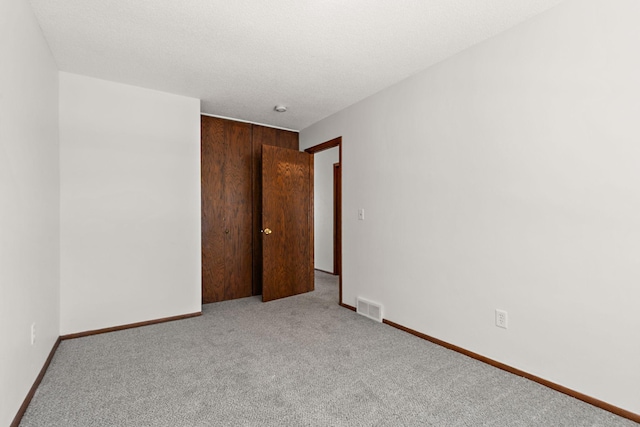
[1,0,639,425]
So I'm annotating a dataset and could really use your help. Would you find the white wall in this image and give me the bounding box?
[301,0,640,415]
[314,147,340,272]
[59,73,201,334]
[0,0,60,425]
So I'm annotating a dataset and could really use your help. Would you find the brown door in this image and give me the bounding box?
[333,162,342,276]
[261,145,314,302]
[251,126,299,296]
[201,116,253,303]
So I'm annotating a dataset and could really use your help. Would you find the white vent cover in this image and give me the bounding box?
[356,297,383,322]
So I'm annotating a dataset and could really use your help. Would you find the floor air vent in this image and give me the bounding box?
[356,297,383,322]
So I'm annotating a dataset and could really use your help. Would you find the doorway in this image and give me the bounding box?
[305,137,343,305]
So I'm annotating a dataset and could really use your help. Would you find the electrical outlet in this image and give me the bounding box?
[31,323,36,345]
[495,309,508,329]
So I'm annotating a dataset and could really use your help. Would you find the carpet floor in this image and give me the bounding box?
[20,272,636,426]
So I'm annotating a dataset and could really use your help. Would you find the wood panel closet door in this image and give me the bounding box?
[201,116,253,303]
[251,125,299,296]
[201,117,226,303]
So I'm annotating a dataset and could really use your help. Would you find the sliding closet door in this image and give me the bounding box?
[201,117,226,302]
[201,116,252,303]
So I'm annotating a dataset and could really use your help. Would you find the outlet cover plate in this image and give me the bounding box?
[495,309,508,329]
[30,323,36,345]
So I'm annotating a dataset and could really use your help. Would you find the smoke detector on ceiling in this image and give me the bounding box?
[274,105,287,113]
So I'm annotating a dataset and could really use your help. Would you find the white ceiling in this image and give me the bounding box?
[28,0,564,131]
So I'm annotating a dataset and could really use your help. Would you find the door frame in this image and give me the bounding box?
[305,137,343,306]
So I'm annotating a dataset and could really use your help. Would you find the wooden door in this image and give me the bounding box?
[261,145,314,302]
[251,126,299,296]
[201,116,253,303]
[201,117,225,303]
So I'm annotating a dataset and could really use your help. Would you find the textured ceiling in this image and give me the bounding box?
[28,0,563,131]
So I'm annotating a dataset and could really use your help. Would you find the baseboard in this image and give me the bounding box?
[315,268,338,276]
[60,311,202,340]
[10,337,61,427]
[382,318,640,424]
[339,302,356,312]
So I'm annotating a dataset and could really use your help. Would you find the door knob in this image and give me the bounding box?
[225,229,229,234]
[264,228,272,235]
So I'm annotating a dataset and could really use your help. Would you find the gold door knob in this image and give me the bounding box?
[264,228,272,235]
